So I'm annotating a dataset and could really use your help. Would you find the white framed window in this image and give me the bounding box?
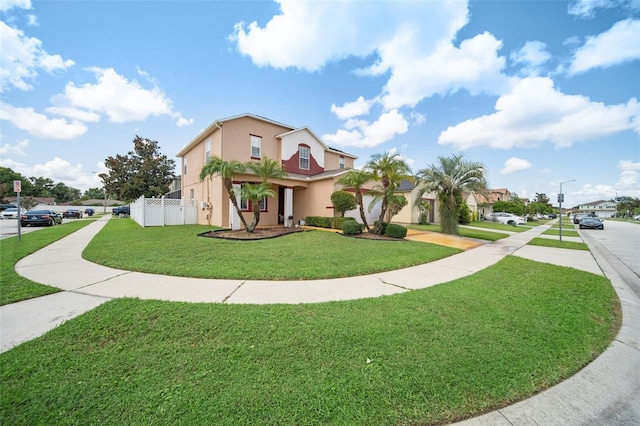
[205,140,211,163]
[339,156,345,169]
[183,157,187,175]
[240,193,248,210]
[239,183,267,212]
[299,145,310,170]
[251,135,261,159]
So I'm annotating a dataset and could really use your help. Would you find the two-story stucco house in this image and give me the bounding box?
[576,200,617,218]
[177,113,357,229]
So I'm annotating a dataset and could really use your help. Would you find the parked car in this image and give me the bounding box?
[579,217,604,230]
[634,214,640,221]
[572,213,588,224]
[1,207,26,219]
[484,212,526,226]
[84,208,95,216]
[62,208,83,218]
[548,213,557,219]
[20,210,63,227]
[112,205,130,216]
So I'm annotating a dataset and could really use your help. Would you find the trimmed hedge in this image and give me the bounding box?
[305,216,356,229]
[341,219,362,235]
[384,223,407,238]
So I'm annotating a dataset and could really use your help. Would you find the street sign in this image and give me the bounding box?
[13,180,21,193]
[557,193,564,203]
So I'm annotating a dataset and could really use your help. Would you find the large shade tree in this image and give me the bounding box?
[200,156,251,230]
[365,152,412,235]
[416,153,487,235]
[100,136,175,202]
[336,169,374,231]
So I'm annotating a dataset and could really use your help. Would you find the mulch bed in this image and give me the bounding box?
[198,227,403,241]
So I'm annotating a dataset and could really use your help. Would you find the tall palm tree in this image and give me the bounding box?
[199,156,250,230]
[366,152,412,234]
[245,157,288,183]
[241,183,276,232]
[416,153,487,236]
[336,169,374,231]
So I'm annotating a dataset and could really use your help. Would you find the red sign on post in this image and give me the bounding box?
[13,180,21,193]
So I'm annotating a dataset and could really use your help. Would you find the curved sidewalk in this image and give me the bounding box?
[2,215,639,425]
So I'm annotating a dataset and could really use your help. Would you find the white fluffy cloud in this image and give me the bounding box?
[0,20,75,92]
[510,41,551,76]
[0,101,88,139]
[330,97,372,120]
[568,19,640,75]
[0,138,28,156]
[568,0,626,18]
[323,109,409,148]
[0,0,31,12]
[51,67,192,125]
[438,77,640,150]
[500,157,533,174]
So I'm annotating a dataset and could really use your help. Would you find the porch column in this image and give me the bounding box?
[284,187,293,226]
[230,183,242,230]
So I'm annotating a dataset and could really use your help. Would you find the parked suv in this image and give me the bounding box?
[112,205,130,217]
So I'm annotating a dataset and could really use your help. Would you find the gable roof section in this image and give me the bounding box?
[276,127,358,159]
[177,113,295,157]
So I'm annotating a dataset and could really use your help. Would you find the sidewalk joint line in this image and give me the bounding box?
[222,281,246,303]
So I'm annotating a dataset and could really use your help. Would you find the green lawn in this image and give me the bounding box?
[460,220,534,233]
[543,229,580,237]
[0,256,619,426]
[0,220,96,305]
[528,237,589,250]
[83,219,461,280]
[408,223,511,241]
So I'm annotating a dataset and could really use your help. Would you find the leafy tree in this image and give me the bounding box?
[533,193,550,205]
[19,196,39,211]
[241,183,275,232]
[387,193,408,218]
[416,153,487,235]
[199,156,251,231]
[83,187,105,200]
[0,167,34,200]
[336,169,374,231]
[416,199,431,225]
[492,200,525,216]
[331,190,357,217]
[244,157,288,231]
[365,152,412,234]
[100,136,175,202]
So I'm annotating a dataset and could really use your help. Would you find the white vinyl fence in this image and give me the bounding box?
[130,196,198,227]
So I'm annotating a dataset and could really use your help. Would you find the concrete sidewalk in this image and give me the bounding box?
[1,215,638,425]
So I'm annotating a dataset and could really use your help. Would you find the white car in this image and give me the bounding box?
[484,212,527,226]
[1,207,26,219]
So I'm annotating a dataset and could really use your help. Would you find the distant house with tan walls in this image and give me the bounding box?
[177,113,357,229]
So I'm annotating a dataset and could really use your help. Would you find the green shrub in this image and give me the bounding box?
[332,217,355,229]
[373,221,387,234]
[384,223,407,238]
[305,216,332,228]
[341,219,362,235]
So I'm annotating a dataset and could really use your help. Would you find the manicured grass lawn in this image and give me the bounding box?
[82,219,461,280]
[0,256,619,425]
[543,229,580,237]
[408,223,510,241]
[528,237,589,250]
[0,220,95,305]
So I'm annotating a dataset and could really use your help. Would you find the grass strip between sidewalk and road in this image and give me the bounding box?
[0,256,620,425]
[82,219,462,280]
[0,220,95,306]
[528,237,589,250]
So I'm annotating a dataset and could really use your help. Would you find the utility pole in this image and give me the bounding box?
[558,180,575,242]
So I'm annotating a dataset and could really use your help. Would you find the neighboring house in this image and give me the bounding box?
[4,196,56,210]
[476,188,512,218]
[393,180,438,224]
[178,113,357,229]
[576,200,617,218]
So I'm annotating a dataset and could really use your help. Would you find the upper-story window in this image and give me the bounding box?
[251,135,261,159]
[339,156,345,169]
[205,140,211,164]
[183,157,188,175]
[299,145,310,170]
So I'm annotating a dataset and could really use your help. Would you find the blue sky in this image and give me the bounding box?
[1,0,638,208]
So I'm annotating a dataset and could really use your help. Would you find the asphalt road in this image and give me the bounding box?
[0,218,46,240]
[577,219,640,278]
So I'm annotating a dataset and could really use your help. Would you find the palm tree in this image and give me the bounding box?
[366,152,412,234]
[244,157,288,230]
[336,169,374,231]
[416,153,487,235]
[241,183,276,232]
[245,157,288,183]
[199,156,250,230]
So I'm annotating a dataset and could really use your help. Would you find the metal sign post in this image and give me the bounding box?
[14,180,22,241]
